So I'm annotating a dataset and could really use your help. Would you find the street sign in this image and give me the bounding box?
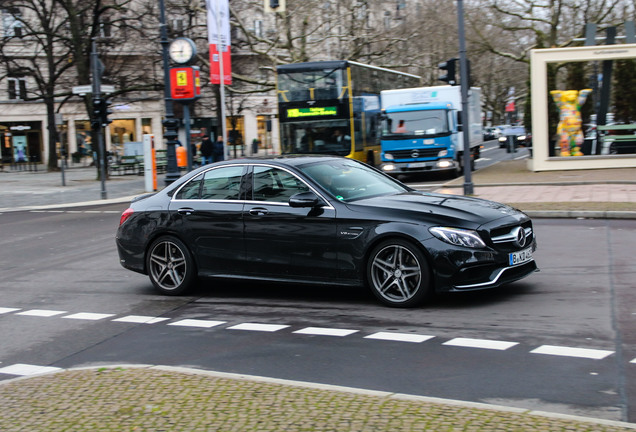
[72,84,115,95]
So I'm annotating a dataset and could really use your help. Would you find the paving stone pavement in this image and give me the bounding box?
[1,365,635,432]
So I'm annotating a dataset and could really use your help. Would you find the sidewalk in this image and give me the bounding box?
[2,158,636,217]
[1,365,635,431]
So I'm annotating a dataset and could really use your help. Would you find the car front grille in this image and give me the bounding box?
[487,221,534,252]
[386,149,440,159]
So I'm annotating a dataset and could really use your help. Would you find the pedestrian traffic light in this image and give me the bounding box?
[438,58,457,86]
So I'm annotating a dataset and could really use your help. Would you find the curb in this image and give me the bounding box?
[2,364,635,430]
[525,210,636,219]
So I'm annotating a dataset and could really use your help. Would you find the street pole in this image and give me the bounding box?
[91,39,107,200]
[457,0,474,195]
[159,0,181,184]
[215,0,228,159]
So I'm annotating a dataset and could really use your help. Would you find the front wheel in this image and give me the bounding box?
[146,236,196,295]
[366,239,432,307]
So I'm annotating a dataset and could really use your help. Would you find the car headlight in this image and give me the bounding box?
[438,149,448,157]
[518,135,526,140]
[384,153,394,161]
[498,137,506,142]
[429,227,486,248]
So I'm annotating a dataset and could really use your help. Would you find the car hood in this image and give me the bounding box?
[349,191,526,227]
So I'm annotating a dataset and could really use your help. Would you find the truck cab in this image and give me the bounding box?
[380,102,458,175]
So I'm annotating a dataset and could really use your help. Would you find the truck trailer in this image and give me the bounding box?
[379,86,482,177]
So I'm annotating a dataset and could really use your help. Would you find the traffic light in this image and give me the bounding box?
[270,0,279,8]
[438,58,457,86]
[92,98,112,129]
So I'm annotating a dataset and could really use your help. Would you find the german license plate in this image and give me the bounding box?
[408,162,428,168]
[509,247,533,266]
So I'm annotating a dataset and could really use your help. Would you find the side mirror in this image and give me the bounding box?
[289,191,323,208]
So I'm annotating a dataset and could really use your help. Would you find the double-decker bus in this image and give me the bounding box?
[277,61,420,165]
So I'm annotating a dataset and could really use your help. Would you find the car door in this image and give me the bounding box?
[170,165,247,276]
[243,164,339,282]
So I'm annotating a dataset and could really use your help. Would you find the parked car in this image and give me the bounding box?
[499,126,530,149]
[116,156,538,307]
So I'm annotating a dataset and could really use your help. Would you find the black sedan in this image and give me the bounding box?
[116,156,537,307]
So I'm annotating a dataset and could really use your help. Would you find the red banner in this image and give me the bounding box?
[209,44,232,85]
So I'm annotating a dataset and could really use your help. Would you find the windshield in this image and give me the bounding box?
[299,159,408,202]
[281,120,352,156]
[382,109,449,137]
[277,68,345,102]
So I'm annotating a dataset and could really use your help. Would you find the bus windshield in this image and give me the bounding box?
[281,120,351,155]
[382,109,450,137]
[278,68,345,102]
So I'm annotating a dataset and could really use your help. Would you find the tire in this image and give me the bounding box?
[366,239,431,307]
[146,236,196,295]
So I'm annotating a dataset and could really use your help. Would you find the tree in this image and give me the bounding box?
[613,59,636,123]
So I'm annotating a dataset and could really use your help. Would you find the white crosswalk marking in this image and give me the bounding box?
[168,319,226,328]
[228,323,289,332]
[0,307,20,314]
[530,345,614,360]
[365,332,435,343]
[443,338,518,351]
[112,315,170,324]
[0,363,62,376]
[294,327,358,337]
[63,313,116,321]
[17,309,66,317]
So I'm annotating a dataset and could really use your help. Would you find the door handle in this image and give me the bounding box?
[177,208,195,216]
[249,207,268,216]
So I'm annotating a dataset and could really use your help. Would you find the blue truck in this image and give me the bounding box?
[379,85,482,177]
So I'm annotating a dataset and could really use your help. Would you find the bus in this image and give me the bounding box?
[277,60,421,165]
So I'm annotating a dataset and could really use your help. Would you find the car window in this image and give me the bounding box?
[200,166,244,200]
[175,174,203,200]
[300,159,408,202]
[252,166,310,203]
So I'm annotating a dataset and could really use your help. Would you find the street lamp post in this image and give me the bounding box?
[457,0,474,196]
[159,0,180,185]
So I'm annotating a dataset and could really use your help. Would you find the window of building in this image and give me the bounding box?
[8,78,26,100]
[99,17,112,38]
[2,8,23,38]
[254,20,263,38]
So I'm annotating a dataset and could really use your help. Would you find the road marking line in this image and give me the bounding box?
[63,312,116,321]
[0,307,20,314]
[630,358,636,364]
[0,363,62,376]
[365,332,435,343]
[530,345,613,360]
[17,309,67,317]
[443,338,518,350]
[228,323,290,332]
[294,327,358,337]
[112,315,170,324]
[168,319,226,328]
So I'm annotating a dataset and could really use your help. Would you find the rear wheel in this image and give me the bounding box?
[146,236,196,295]
[366,239,431,307]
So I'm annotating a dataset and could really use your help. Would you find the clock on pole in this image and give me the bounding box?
[169,37,197,64]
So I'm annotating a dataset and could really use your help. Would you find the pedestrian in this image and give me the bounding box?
[199,135,214,165]
[213,135,225,162]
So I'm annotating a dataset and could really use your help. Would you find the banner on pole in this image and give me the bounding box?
[206,0,232,85]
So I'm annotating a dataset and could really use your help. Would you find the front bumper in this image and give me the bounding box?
[425,237,538,293]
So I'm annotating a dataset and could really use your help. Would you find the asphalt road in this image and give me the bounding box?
[1,202,635,423]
